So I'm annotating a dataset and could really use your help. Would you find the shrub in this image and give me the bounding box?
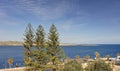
[85,60,112,71]
[60,60,83,71]
[115,61,120,65]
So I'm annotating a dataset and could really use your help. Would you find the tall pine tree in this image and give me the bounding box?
[47,24,61,71]
[23,24,34,70]
[34,25,47,70]
[23,24,65,71]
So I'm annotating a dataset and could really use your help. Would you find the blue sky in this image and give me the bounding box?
[0,0,120,44]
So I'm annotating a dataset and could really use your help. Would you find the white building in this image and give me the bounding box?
[117,55,120,60]
[115,55,120,64]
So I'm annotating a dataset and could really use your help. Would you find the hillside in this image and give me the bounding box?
[0,41,22,46]
[0,41,76,46]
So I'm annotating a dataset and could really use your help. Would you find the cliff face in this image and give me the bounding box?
[0,41,22,46]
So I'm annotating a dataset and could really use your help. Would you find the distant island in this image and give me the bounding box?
[0,41,100,46]
[0,41,22,46]
[0,41,77,46]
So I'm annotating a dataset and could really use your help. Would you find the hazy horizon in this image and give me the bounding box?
[0,0,120,44]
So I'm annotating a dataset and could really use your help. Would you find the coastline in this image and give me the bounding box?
[0,64,119,71]
[0,41,78,46]
[0,67,25,71]
[0,41,22,46]
[0,41,120,47]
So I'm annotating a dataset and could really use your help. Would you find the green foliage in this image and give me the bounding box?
[47,24,59,57]
[118,61,120,65]
[23,24,113,71]
[85,60,112,71]
[61,61,83,71]
[35,25,45,49]
[58,47,66,62]
[33,25,47,71]
[116,61,120,65]
[23,24,34,50]
[47,24,61,71]
[23,24,64,71]
[24,57,31,65]
[23,24,34,71]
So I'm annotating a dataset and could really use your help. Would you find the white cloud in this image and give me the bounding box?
[0,0,88,21]
[1,0,71,20]
[61,23,72,31]
[58,17,87,32]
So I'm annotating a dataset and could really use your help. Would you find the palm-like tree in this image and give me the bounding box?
[7,58,13,68]
[95,52,100,59]
[105,55,110,61]
[66,57,71,63]
[84,55,90,61]
[74,55,80,62]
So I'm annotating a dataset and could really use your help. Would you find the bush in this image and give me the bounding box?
[115,61,120,65]
[60,60,83,71]
[85,60,112,71]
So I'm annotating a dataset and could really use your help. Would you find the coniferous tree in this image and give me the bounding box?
[34,25,47,70]
[23,24,65,71]
[47,24,61,71]
[23,24,34,70]
[58,47,66,62]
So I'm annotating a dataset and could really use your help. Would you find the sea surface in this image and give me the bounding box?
[0,44,120,69]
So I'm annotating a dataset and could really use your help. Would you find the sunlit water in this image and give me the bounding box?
[0,44,120,69]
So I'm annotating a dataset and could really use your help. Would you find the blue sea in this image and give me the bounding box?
[0,44,120,69]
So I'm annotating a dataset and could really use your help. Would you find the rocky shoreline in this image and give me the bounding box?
[0,67,25,71]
